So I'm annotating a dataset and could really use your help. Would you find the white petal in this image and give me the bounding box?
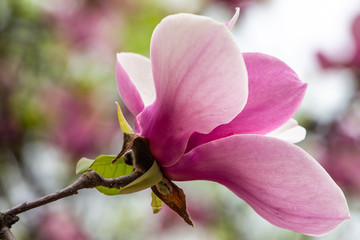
[267,118,306,143]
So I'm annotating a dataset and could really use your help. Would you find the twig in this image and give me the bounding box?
[0,170,142,238]
[0,225,16,240]
[0,214,18,240]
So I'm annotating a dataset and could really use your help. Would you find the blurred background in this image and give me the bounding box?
[1,0,360,239]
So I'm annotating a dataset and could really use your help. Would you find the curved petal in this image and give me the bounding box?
[166,135,350,235]
[137,13,248,167]
[226,7,240,31]
[187,52,307,150]
[266,118,306,143]
[116,53,155,116]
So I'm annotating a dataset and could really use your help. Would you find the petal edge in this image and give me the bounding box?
[116,53,155,116]
[166,135,350,235]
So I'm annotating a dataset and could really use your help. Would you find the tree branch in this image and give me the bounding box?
[0,225,16,240]
[0,214,18,240]
[0,170,142,238]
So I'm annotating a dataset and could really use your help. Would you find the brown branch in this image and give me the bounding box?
[0,170,142,238]
[0,225,16,240]
[0,214,18,240]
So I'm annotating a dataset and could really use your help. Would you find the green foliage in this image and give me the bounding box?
[75,155,134,195]
[91,155,134,195]
[75,157,94,175]
[121,1,165,56]
[119,161,162,194]
[151,192,163,214]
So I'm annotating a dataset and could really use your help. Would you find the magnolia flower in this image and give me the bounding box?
[116,10,349,235]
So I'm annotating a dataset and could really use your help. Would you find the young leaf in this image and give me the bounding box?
[115,101,134,134]
[90,155,133,195]
[151,192,163,214]
[76,157,94,175]
[118,161,162,194]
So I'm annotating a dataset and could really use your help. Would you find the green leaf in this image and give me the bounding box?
[90,155,134,195]
[115,101,134,134]
[151,192,163,214]
[76,157,94,175]
[119,161,162,195]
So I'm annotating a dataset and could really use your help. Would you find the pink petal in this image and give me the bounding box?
[352,14,360,51]
[351,14,360,66]
[137,13,248,167]
[316,52,344,69]
[116,53,155,116]
[166,135,350,235]
[187,52,307,150]
[226,7,240,31]
[266,118,306,143]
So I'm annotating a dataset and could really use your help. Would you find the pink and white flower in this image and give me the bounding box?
[116,10,350,235]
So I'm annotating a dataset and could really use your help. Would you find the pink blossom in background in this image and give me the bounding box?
[43,0,120,54]
[116,10,350,235]
[317,13,360,71]
[316,11,360,194]
[157,198,218,231]
[39,210,89,240]
[0,65,22,148]
[40,85,117,159]
[320,114,360,194]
